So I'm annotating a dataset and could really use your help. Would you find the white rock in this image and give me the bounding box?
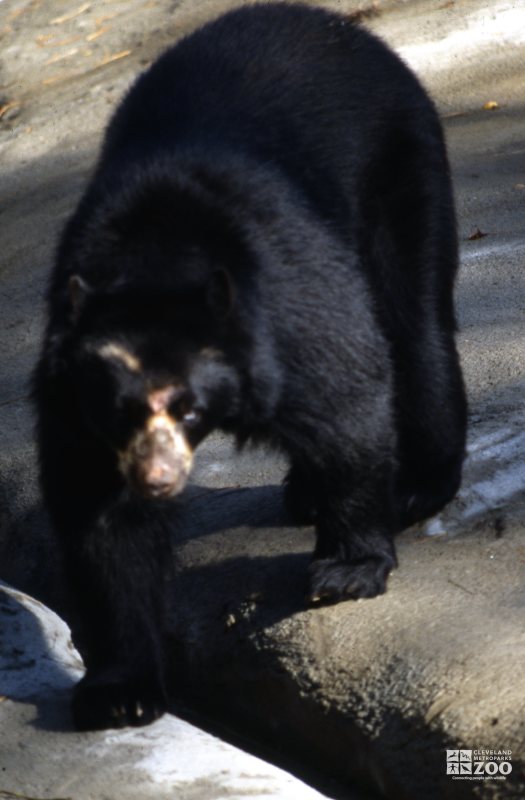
[0,582,327,800]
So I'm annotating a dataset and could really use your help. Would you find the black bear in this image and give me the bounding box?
[34,2,467,730]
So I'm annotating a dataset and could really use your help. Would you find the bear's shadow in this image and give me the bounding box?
[173,481,294,540]
[168,482,315,630]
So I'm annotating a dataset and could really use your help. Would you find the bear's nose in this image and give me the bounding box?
[142,462,177,497]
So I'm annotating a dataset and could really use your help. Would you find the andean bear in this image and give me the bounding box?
[34,3,467,729]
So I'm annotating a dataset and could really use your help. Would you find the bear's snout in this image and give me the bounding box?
[119,412,193,499]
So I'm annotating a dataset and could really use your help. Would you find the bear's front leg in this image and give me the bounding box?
[65,497,170,730]
[307,462,398,605]
[37,398,171,730]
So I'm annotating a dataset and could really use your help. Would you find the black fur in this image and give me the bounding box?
[33,3,467,730]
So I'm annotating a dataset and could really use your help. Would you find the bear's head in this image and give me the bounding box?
[62,273,243,499]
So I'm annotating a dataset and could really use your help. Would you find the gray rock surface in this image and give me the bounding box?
[0,581,331,799]
[1,0,524,798]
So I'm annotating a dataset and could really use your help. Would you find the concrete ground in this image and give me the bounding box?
[0,0,524,798]
[0,580,336,800]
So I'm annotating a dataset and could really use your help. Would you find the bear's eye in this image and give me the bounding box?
[182,409,201,427]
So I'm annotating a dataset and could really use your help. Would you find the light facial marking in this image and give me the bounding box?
[147,385,180,414]
[146,411,194,474]
[146,410,193,462]
[98,342,142,373]
[118,410,194,498]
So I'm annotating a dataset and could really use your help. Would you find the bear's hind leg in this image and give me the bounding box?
[394,336,467,529]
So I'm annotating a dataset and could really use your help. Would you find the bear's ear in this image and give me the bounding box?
[68,274,92,319]
[206,268,234,319]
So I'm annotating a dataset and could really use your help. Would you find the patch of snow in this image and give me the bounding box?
[459,416,525,519]
[467,431,525,464]
[0,582,326,799]
[101,715,325,798]
[461,462,525,519]
[466,427,513,455]
[0,583,83,699]
[461,240,525,264]
[423,518,447,537]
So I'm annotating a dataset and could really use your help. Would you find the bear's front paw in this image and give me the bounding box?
[72,670,167,731]
[307,556,393,605]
